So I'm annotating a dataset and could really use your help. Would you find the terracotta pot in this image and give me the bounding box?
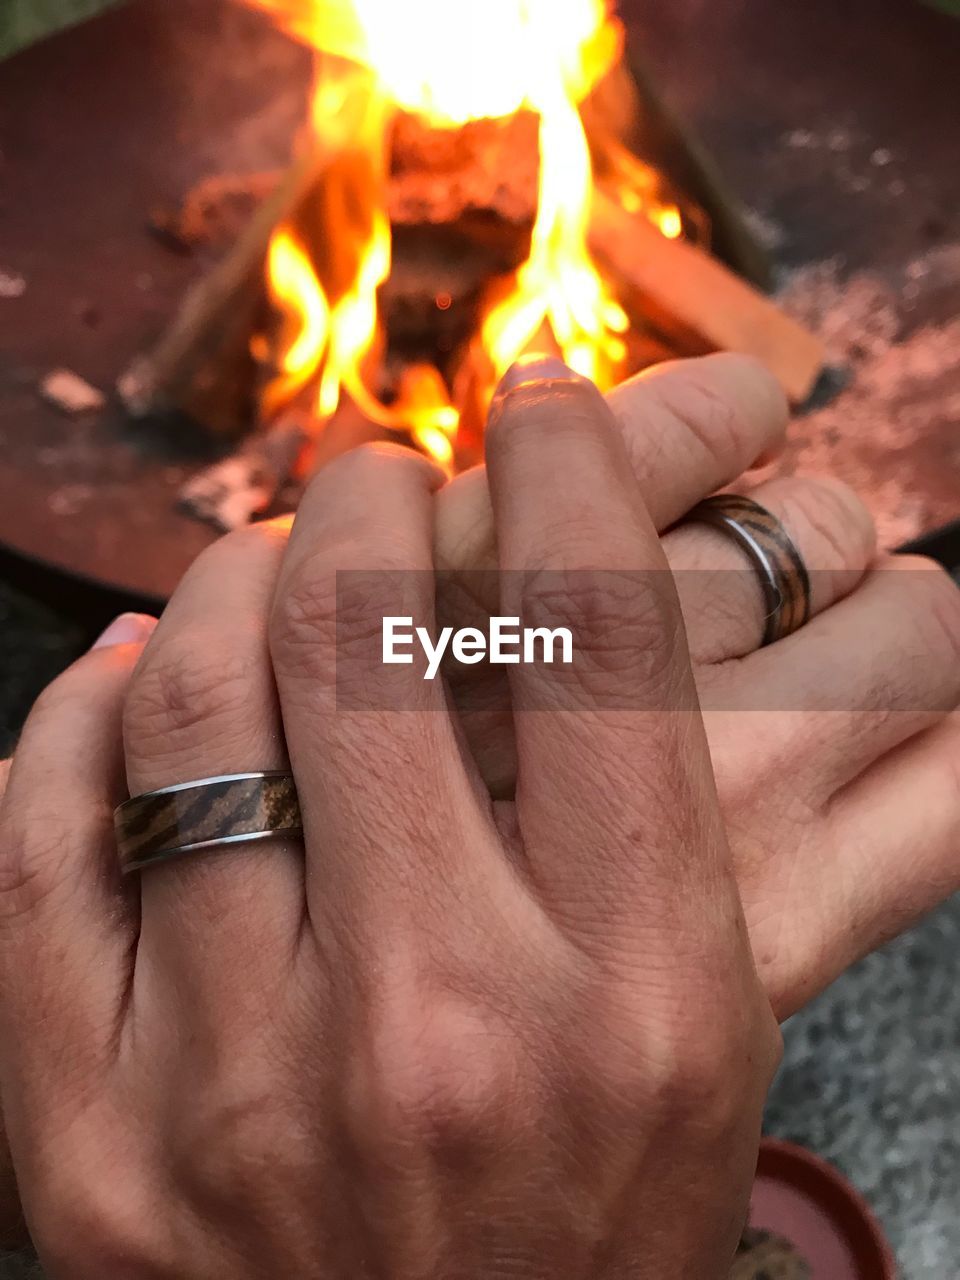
[749,1137,898,1279]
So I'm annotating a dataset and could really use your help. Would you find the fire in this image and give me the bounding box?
[247,0,679,463]
[248,0,618,125]
[254,228,328,418]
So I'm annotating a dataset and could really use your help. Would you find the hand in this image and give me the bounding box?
[435,355,960,1020]
[2,351,957,1253]
[0,382,779,1276]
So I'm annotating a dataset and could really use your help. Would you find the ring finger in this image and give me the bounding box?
[664,475,876,665]
[122,518,303,977]
[708,554,960,801]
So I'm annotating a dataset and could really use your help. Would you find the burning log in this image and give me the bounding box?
[128,134,820,478]
[131,99,817,442]
[589,189,826,405]
[124,0,825,539]
[389,110,539,238]
[384,109,537,354]
[118,140,328,435]
[149,171,282,256]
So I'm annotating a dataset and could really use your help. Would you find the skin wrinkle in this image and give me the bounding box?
[607,357,788,493]
[510,580,689,712]
[125,641,273,765]
[631,373,750,480]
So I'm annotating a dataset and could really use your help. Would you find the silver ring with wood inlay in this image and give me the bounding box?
[114,772,303,874]
[684,495,812,646]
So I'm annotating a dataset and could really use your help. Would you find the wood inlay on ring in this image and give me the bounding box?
[685,495,812,645]
[115,772,302,873]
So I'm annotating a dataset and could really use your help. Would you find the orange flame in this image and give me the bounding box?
[254,228,329,418]
[248,0,678,463]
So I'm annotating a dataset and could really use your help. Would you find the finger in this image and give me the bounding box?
[435,352,788,579]
[484,362,747,976]
[432,355,788,801]
[607,352,789,526]
[705,555,960,799]
[122,519,303,975]
[665,475,876,664]
[747,710,960,1019]
[270,444,504,945]
[0,615,154,1111]
[820,711,960,981]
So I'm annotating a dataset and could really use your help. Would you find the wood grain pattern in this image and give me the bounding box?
[589,192,825,406]
[686,495,811,645]
[115,772,302,872]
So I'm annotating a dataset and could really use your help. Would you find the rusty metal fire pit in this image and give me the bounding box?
[1,0,958,607]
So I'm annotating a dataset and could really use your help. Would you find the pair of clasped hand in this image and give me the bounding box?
[0,355,957,1278]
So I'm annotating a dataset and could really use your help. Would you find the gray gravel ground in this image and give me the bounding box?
[0,583,82,756]
[766,897,960,1277]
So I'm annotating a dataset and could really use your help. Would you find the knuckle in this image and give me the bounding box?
[269,557,378,687]
[271,551,425,685]
[177,1078,312,1214]
[776,477,874,569]
[32,1166,171,1279]
[123,635,256,763]
[336,567,423,660]
[640,1014,776,1139]
[612,354,786,477]
[520,566,684,700]
[647,1043,729,1118]
[663,368,753,474]
[0,806,69,925]
[349,984,523,1164]
[269,559,340,680]
[903,557,960,671]
[586,963,780,1138]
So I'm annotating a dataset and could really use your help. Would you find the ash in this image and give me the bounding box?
[770,248,960,548]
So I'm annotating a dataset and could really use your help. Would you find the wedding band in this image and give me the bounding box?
[115,772,302,874]
[684,495,812,646]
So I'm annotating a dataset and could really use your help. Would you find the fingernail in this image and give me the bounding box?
[494,355,581,399]
[91,612,157,650]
